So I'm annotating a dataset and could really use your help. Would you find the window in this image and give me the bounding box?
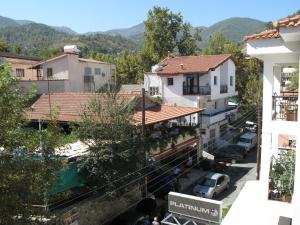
[84,75,94,83]
[102,72,105,77]
[214,101,217,109]
[149,87,159,96]
[167,78,174,86]
[16,68,25,77]
[230,76,233,86]
[214,76,217,85]
[111,69,116,76]
[47,68,53,78]
[84,67,92,76]
[209,129,216,139]
[217,176,224,185]
[95,68,101,75]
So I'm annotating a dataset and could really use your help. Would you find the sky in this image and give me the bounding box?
[1,0,299,33]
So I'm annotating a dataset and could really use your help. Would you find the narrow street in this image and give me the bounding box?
[182,148,257,207]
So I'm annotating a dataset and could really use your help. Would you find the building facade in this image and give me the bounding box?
[0,52,41,80]
[222,15,300,225]
[29,45,116,93]
[144,55,237,146]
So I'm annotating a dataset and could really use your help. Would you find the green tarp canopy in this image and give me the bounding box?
[50,162,86,195]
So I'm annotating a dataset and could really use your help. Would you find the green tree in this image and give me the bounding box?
[0,38,9,52]
[289,70,299,91]
[37,47,63,59]
[144,6,183,59]
[271,149,295,198]
[117,52,144,84]
[204,32,230,54]
[265,21,274,30]
[77,92,144,196]
[177,23,198,56]
[0,64,61,224]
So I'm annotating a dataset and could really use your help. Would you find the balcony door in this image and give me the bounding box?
[187,76,195,94]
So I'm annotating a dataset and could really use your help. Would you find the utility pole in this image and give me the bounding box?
[141,88,147,197]
[142,88,146,136]
[47,79,52,117]
[256,105,262,180]
[197,113,203,164]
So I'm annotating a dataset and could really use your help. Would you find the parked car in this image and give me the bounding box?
[214,144,247,163]
[193,172,230,199]
[237,132,257,152]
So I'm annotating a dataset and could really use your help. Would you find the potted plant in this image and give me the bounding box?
[270,149,295,202]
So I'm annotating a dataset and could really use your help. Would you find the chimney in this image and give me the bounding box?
[180,63,184,70]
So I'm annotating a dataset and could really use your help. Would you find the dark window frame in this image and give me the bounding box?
[214,76,217,85]
[47,68,53,78]
[16,68,25,77]
[167,77,174,86]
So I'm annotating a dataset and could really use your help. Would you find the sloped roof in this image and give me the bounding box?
[0,52,41,61]
[31,54,112,68]
[244,14,300,41]
[28,92,203,125]
[275,14,300,28]
[244,29,280,41]
[133,104,203,126]
[156,54,232,75]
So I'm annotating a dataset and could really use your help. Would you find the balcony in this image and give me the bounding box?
[183,84,211,95]
[272,95,298,121]
[201,106,237,125]
[220,84,228,94]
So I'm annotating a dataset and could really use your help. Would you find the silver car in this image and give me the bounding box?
[193,172,230,199]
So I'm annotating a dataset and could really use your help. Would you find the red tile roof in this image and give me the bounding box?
[244,29,280,41]
[244,14,300,41]
[275,15,300,28]
[28,93,204,125]
[156,54,232,75]
[133,104,203,126]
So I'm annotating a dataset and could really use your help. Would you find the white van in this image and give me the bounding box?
[237,132,257,152]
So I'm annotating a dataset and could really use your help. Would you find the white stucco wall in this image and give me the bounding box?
[42,56,69,80]
[144,73,163,95]
[39,54,114,92]
[236,33,300,225]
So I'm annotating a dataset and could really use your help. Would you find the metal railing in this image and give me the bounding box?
[183,85,211,95]
[272,95,298,121]
[220,84,228,93]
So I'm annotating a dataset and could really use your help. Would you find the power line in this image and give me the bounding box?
[50,108,256,210]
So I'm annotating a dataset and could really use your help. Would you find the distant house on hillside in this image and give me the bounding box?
[0,52,42,80]
[144,54,238,147]
[0,45,116,93]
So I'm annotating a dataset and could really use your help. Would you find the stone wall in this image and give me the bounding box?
[55,185,142,225]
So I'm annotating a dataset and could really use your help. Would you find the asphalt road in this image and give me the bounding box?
[183,148,257,207]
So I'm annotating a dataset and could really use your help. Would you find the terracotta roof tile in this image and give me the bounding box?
[28,92,204,125]
[244,14,300,41]
[244,29,280,41]
[275,15,300,28]
[157,54,232,75]
[133,104,203,126]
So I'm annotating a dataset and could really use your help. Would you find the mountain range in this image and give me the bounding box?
[0,15,267,56]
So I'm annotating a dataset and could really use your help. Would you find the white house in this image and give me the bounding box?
[222,15,300,225]
[18,45,116,94]
[144,54,237,146]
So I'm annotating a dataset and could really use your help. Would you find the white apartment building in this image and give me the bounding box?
[222,15,300,225]
[144,54,237,146]
[18,45,116,94]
